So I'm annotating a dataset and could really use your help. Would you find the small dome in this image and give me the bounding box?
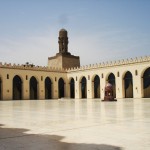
[59,28,68,37]
[59,28,67,32]
[106,83,112,87]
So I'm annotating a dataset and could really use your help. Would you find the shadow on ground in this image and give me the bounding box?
[0,124,123,150]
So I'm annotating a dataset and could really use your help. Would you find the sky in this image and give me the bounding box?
[0,0,150,66]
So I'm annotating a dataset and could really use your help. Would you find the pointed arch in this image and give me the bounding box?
[123,71,133,98]
[80,76,87,98]
[58,78,65,98]
[45,77,52,99]
[143,67,150,98]
[93,75,100,98]
[107,73,116,98]
[30,76,38,100]
[70,78,75,98]
[13,75,22,100]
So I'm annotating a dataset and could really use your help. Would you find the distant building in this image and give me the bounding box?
[0,29,150,100]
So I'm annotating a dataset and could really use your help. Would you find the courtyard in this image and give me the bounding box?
[0,99,150,150]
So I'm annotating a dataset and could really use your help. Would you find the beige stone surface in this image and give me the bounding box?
[0,99,150,150]
[48,54,80,69]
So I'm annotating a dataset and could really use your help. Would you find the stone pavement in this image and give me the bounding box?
[0,99,150,150]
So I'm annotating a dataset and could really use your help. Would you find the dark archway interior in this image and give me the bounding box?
[94,75,100,98]
[108,73,116,98]
[45,77,52,99]
[13,75,22,100]
[30,76,38,100]
[59,78,65,98]
[124,71,133,98]
[143,68,150,98]
[81,77,87,98]
[70,78,75,98]
[0,78,2,100]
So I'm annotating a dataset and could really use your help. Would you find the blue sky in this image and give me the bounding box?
[0,0,150,66]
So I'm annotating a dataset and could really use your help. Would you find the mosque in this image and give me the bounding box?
[0,29,150,100]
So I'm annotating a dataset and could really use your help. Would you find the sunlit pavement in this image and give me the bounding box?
[0,99,150,150]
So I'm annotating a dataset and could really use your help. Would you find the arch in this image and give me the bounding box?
[93,75,100,98]
[30,76,38,100]
[80,76,87,98]
[143,67,150,98]
[13,75,22,100]
[0,77,2,100]
[70,78,75,98]
[123,71,133,98]
[107,73,116,98]
[58,78,65,98]
[45,77,52,99]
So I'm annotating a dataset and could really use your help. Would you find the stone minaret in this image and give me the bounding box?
[58,29,69,54]
[48,29,80,69]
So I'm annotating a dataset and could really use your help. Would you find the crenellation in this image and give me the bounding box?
[0,54,149,74]
[65,55,150,72]
[0,61,66,72]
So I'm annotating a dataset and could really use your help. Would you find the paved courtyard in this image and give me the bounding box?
[0,99,150,150]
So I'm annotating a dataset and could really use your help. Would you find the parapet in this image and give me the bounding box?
[1,55,149,73]
[66,55,150,72]
[0,62,66,72]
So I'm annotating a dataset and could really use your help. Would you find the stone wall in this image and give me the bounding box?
[0,56,150,100]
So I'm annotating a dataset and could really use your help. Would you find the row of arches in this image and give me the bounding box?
[78,71,133,98]
[0,68,150,100]
[78,68,150,98]
[11,76,65,100]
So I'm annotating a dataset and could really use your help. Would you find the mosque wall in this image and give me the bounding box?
[0,65,67,100]
[67,57,150,99]
[0,57,150,100]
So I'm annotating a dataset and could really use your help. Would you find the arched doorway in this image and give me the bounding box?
[93,75,100,98]
[45,77,52,99]
[108,73,116,98]
[58,78,65,98]
[143,67,150,98]
[124,71,133,98]
[13,75,22,100]
[30,76,38,100]
[0,77,2,100]
[70,78,75,98]
[81,77,87,98]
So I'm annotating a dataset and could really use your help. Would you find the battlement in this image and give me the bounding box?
[0,62,66,73]
[66,55,150,72]
[0,55,150,73]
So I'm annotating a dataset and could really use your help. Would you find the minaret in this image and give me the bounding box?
[48,29,80,69]
[58,29,70,55]
[58,29,68,53]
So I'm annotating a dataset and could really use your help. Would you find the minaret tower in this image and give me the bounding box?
[48,29,80,69]
[58,29,70,54]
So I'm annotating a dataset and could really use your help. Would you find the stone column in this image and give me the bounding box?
[87,77,92,99]
[2,75,12,100]
[53,78,58,99]
[65,80,70,98]
[23,77,29,100]
[75,78,80,99]
[116,76,123,98]
[100,75,106,99]
[133,74,142,98]
[38,80,45,100]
